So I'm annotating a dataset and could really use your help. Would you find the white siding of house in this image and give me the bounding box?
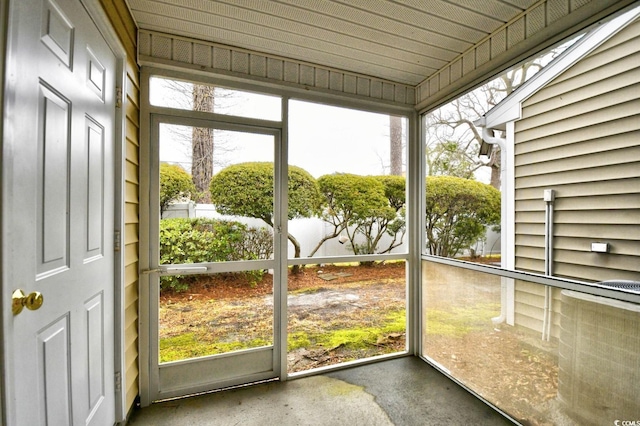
[513,17,640,335]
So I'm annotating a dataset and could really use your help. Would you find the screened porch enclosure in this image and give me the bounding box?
[85,0,640,425]
[140,57,638,426]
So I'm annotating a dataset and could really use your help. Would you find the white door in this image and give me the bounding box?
[2,0,116,424]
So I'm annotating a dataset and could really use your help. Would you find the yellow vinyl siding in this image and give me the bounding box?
[515,233,544,245]
[515,132,638,166]
[123,66,140,412]
[99,0,136,59]
[99,0,140,415]
[553,208,640,225]
[515,211,544,223]
[554,236,639,255]
[515,178,638,200]
[521,65,639,119]
[514,257,545,274]
[514,116,639,155]
[518,84,639,132]
[524,51,640,115]
[549,19,640,87]
[514,222,544,236]
[535,20,640,91]
[515,99,639,143]
[515,162,638,188]
[514,283,563,339]
[512,16,640,336]
[515,193,640,211]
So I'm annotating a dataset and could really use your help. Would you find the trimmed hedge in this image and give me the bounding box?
[425,176,500,257]
[160,163,196,214]
[159,217,272,291]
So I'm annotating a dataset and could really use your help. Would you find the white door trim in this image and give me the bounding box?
[79,0,129,422]
[0,0,9,421]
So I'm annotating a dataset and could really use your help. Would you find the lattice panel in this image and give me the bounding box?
[138,30,416,106]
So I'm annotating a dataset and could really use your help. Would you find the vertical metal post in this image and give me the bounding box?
[542,189,555,341]
[277,96,289,380]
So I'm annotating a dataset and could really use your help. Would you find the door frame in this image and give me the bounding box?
[138,69,289,404]
[0,0,9,421]
[138,66,419,406]
[79,1,129,421]
[145,113,285,401]
[0,0,128,423]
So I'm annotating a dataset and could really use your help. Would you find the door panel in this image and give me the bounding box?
[86,118,106,260]
[86,292,106,415]
[37,315,72,425]
[38,84,71,276]
[2,0,116,424]
[159,347,275,398]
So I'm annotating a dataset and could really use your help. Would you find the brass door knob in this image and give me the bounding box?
[12,289,44,315]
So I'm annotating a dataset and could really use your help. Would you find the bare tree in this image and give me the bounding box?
[155,78,236,201]
[191,85,214,202]
[389,116,403,176]
[424,50,565,188]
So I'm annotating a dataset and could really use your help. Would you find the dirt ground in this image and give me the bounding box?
[160,262,406,302]
[422,259,565,426]
[160,259,564,425]
[427,329,562,425]
[160,262,407,370]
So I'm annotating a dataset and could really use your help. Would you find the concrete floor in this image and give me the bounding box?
[127,357,513,425]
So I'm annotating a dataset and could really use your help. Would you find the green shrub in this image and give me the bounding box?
[160,163,196,214]
[316,173,406,256]
[425,176,500,258]
[159,218,272,292]
[210,162,320,271]
[210,162,321,221]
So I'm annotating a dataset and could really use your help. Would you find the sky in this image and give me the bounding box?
[152,78,406,179]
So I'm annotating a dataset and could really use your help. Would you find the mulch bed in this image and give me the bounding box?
[160,262,406,302]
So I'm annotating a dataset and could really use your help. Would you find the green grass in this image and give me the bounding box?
[159,333,270,363]
[289,309,406,351]
[160,301,498,364]
[316,328,379,349]
[381,309,406,333]
[288,331,312,350]
[160,309,407,363]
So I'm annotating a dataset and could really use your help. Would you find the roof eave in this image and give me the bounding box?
[482,5,640,130]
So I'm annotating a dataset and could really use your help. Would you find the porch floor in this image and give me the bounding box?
[127,356,513,425]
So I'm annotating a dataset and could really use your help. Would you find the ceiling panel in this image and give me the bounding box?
[394,0,518,30]
[127,0,542,85]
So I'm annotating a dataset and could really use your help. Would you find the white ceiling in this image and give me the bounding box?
[127,0,540,86]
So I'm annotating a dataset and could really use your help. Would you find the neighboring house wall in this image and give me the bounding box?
[99,0,140,414]
[513,281,563,339]
[512,17,640,336]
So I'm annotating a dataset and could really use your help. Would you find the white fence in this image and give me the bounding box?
[163,202,500,258]
[163,202,407,258]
